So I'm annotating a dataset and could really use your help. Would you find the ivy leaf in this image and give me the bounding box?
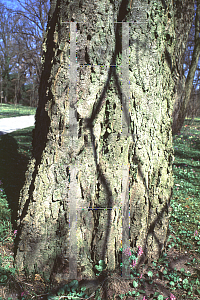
[148,270,153,278]
[132,280,138,288]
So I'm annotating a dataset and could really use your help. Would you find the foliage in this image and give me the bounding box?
[0,188,11,242]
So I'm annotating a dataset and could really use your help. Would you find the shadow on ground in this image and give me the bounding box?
[0,133,30,229]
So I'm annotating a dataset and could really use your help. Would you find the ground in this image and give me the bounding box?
[0,232,200,300]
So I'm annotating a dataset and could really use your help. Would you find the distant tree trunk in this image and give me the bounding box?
[14,84,17,105]
[14,0,175,282]
[172,0,198,135]
[187,88,200,118]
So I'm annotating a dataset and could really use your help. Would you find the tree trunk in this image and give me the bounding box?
[14,0,175,282]
[172,0,197,135]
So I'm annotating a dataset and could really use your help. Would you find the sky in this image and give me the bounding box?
[1,0,20,10]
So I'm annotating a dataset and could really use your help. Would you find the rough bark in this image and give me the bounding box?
[14,0,175,282]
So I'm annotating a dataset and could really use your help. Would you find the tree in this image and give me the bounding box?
[9,0,50,106]
[183,1,200,119]
[186,87,200,118]
[0,0,50,106]
[0,2,17,103]
[172,0,200,135]
[14,0,175,283]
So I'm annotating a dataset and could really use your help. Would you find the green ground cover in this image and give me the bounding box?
[0,103,36,119]
[0,107,199,299]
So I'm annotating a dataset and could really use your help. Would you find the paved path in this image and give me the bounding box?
[0,115,35,135]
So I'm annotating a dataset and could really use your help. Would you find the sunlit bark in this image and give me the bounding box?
[14,0,175,282]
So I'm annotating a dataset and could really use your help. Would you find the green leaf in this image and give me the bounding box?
[0,275,7,282]
[131,290,136,295]
[68,279,79,290]
[57,288,65,296]
[180,268,185,272]
[132,280,138,288]
[98,260,107,268]
[63,284,70,290]
[76,291,86,297]
[148,270,153,278]
[95,260,107,273]
[195,289,200,295]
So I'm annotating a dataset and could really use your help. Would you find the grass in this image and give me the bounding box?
[0,103,36,119]
[0,104,199,299]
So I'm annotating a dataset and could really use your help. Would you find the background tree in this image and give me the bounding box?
[0,2,16,103]
[0,0,50,106]
[10,0,50,89]
[14,0,176,282]
[172,0,200,135]
[183,1,200,119]
[186,86,200,118]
